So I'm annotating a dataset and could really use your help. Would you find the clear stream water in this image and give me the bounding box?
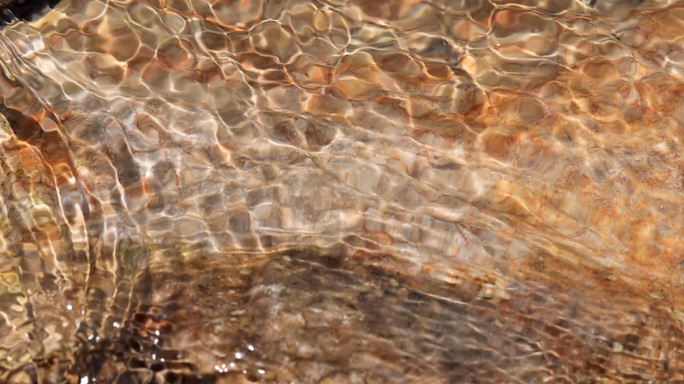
[0,0,682,382]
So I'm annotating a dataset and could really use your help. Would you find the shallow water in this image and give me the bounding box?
[0,0,682,382]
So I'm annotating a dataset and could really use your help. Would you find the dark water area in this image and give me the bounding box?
[0,0,60,25]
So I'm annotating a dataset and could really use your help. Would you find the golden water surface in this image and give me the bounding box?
[0,0,682,382]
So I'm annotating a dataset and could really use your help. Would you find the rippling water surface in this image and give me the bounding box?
[0,0,682,382]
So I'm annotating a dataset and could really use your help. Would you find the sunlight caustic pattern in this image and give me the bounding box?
[0,0,682,382]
